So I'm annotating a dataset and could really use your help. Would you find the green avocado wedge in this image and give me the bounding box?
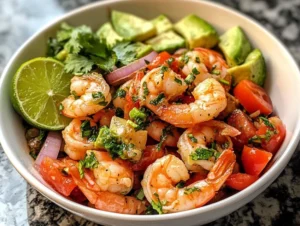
[151,15,173,34]
[174,14,219,49]
[96,22,124,48]
[146,30,185,53]
[219,26,252,67]
[111,10,156,41]
[11,58,73,130]
[228,49,267,86]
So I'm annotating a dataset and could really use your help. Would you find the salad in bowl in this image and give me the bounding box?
[10,10,286,215]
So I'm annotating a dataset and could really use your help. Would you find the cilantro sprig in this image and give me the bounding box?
[78,152,99,178]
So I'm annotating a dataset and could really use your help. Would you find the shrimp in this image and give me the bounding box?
[180,49,231,87]
[62,73,111,118]
[89,150,134,195]
[146,120,181,147]
[139,66,227,128]
[177,120,240,172]
[141,149,236,213]
[62,117,96,160]
[65,157,146,214]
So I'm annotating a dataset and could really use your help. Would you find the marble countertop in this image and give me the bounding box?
[1,0,300,225]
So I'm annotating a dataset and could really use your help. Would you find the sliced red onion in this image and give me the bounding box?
[106,51,158,86]
[174,48,188,56]
[35,131,62,166]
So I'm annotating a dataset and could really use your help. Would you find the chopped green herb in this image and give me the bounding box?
[36,130,46,141]
[150,93,165,106]
[92,91,107,106]
[129,107,146,121]
[71,90,80,99]
[195,57,200,63]
[127,120,139,129]
[211,142,216,150]
[143,82,149,98]
[129,107,152,130]
[29,150,37,160]
[176,181,185,188]
[78,152,99,178]
[265,130,276,141]
[136,189,145,201]
[211,69,221,75]
[192,67,200,75]
[174,77,183,85]
[114,89,126,99]
[184,74,196,85]
[157,125,174,150]
[160,65,169,74]
[218,78,229,85]
[259,117,275,129]
[249,135,262,143]
[182,55,189,64]
[190,148,217,160]
[167,57,174,66]
[115,107,124,118]
[222,142,230,149]
[59,103,64,113]
[151,193,164,214]
[80,120,98,141]
[145,205,159,215]
[184,187,200,195]
[188,134,198,143]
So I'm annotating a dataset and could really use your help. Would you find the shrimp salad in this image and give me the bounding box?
[15,11,286,215]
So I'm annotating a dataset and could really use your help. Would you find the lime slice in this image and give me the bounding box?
[11,57,73,130]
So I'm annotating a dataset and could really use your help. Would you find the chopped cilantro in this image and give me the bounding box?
[218,78,229,85]
[190,148,218,160]
[182,54,189,64]
[78,152,99,178]
[29,150,37,160]
[167,57,174,66]
[151,193,164,214]
[92,91,107,106]
[114,89,126,99]
[176,181,185,188]
[212,70,221,75]
[59,103,64,113]
[150,93,165,106]
[174,77,183,85]
[188,134,198,143]
[65,54,94,75]
[184,187,200,195]
[143,82,149,98]
[127,120,139,129]
[192,67,200,75]
[129,107,151,131]
[157,125,174,150]
[195,57,201,63]
[259,117,275,129]
[160,65,169,74]
[113,41,142,66]
[80,120,98,141]
[46,38,64,57]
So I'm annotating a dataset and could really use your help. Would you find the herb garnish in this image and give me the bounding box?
[218,78,229,85]
[114,89,126,99]
[190,148,219,160]
[184,74,196,85]
[160,65,169,74]
[78,152,99,178]
[174,77,183,85]
[150,93,165,106]
[167,57,174,66]
[115,107,124,118]
[195,57,201,63]
[184,187,200,195]
[259,117,275,129]
[136,189,145,201]
[192,67,200,75]
[176,181,185,188]
[157,125,174,150]
[92,91,107,106]
[188,134,198,143]
[80,120,98,141]
[143,82,149,99]
[151,193,164,214]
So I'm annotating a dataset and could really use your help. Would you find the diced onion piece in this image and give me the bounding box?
[106,51,158,86]
[35,131,62,166]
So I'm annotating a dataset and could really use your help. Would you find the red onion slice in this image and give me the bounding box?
[106,51,158,86]
[35,131,62,166]
[174,48,188,56]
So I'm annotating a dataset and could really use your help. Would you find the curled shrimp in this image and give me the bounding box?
[180,49,231,88]
[140,66,227,128]
[62,73,111,118]
[66,156,146,214]
[62,117,96,160]
[88,150,134,195]
[177,120,240,172]
[141,149,236,213]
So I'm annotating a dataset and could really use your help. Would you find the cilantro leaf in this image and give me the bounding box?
[57,22,74,42]
[113,41,138,66]
[190,148,219,160]
[151,193,164,214]
[46,38,64,57]
[64,54,94,75]
[184,187,200,195]
[78,152,99,178]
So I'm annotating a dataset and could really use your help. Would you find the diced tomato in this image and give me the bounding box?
[241,146,272,176]
[227,109,257,150]
[39,157,77,196]
[69,186,87,203]
[233,80,273,115]
[185,173,207,186]
[132,145,165,171]
[256,117,286,154]
[226,173,258,191]
[147,52,171,70]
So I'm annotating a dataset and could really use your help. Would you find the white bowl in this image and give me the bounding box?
[1,0,300,225]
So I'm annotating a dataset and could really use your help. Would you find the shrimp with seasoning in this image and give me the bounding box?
[177,120,240,172]
[65,155,145,214]
[139,66,227,128]
[62,117,96,160]
[61,73,111,118]
[141,149,236,213]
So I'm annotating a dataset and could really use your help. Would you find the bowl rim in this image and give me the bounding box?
[1,0,300,222]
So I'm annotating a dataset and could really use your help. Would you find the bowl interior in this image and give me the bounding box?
[1,0,300,225]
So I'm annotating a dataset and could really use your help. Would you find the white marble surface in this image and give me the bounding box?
[1,0,300,225]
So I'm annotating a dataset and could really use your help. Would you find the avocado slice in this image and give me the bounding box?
[146,30,185,53]
[96,22,124,48]
[174,14,218,49]
[228,49,266,86]
[134,42,153,58]
[219,26,252,67]
[151,15,173,34]
[111,10,156,41]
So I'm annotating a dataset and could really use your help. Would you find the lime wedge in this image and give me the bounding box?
[11,57,73,130]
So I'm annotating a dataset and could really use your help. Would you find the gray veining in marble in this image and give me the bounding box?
[1,0,300,226]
